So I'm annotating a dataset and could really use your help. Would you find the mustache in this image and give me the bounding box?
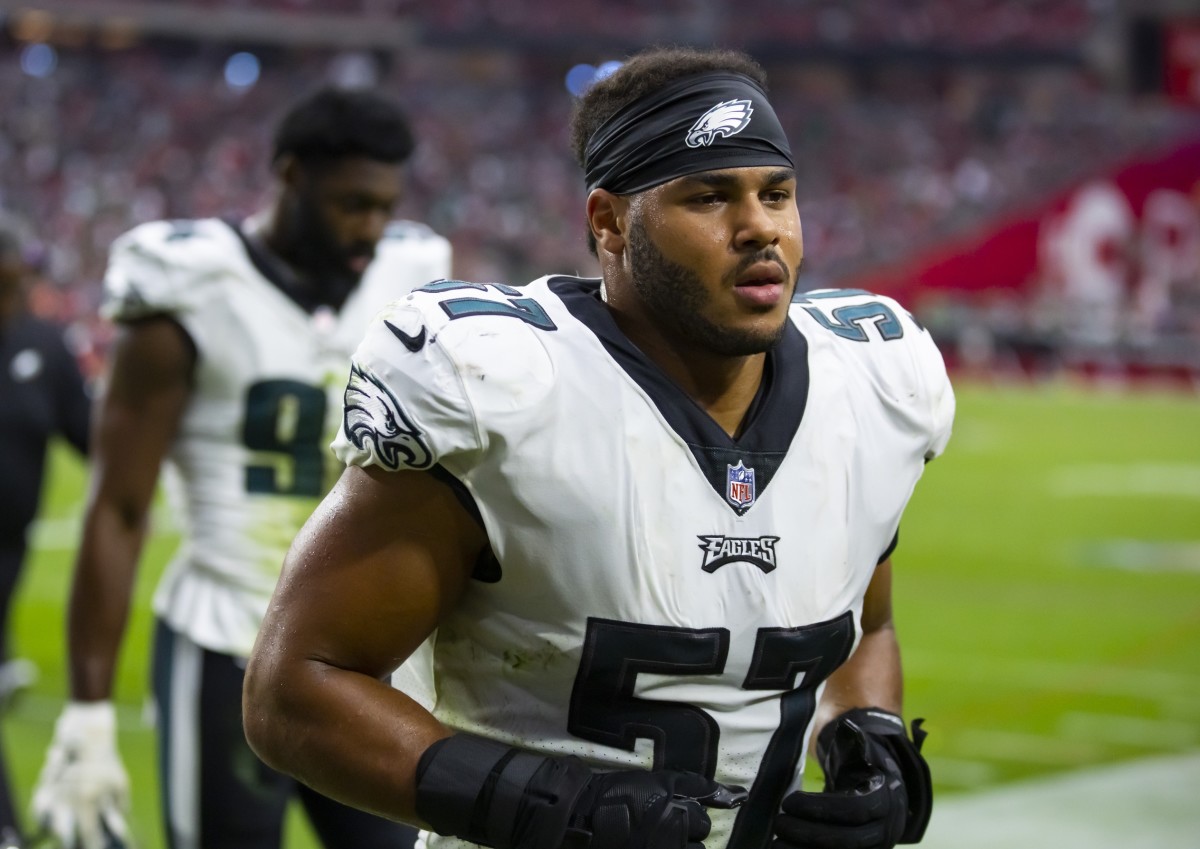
[731,249,794,283]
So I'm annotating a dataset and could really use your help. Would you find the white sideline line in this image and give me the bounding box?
[27,516,83,549]
[905,652,1200,701]
[952,729,1108,766]
[1059,711,1199,747]
[921,752,1200,849]
[935,713,1197,776]
[923,756,998,788]
[1160,695,1200,720]
[30,507,181,552]
[10,693,151,732]
[1070,539,1200,573]
[1048,463,1200,498]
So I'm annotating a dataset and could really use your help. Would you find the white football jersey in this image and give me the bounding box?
[334,276,953,849]
[102,217,451,657]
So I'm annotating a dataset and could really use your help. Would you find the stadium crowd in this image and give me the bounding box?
[1,8,1197,374]
[87,0,1096,50]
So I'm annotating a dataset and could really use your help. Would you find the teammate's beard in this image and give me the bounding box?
[289,199,373,298]
[627,219,793,357]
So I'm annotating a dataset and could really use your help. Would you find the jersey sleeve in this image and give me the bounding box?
[332,296,482,474]
[792,288,955,461]
[101,220,209,322]
[871,291,955,462]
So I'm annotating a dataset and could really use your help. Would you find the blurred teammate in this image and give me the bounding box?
[32,87,450,849]
[245,47,950,849]
[0,216,90,846]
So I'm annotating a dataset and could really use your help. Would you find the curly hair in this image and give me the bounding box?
[568,46,769,173]
[272,86,415,168]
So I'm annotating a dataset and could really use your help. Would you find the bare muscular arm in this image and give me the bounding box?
[68,317,193,700]
[243,463,487,825]
[811,557,904,743]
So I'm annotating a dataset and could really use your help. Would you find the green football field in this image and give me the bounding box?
[4,380,1199,848]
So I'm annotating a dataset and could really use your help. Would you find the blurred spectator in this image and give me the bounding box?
[0,212,90,845]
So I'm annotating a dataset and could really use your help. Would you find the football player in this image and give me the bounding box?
[245,47,950,849]
[32,87,449,849]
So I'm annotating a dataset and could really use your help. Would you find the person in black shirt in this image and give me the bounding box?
[0,216,90,845]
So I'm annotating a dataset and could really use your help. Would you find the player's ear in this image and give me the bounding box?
[587,189,627,256]
[274,153,302,189]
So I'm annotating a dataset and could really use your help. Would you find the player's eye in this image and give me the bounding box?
[763,189,792,204]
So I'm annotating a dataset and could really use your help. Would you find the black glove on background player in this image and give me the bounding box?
[415,734,746,849]
[774,708,933,849]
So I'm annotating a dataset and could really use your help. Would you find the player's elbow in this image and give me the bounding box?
[241,645,297,774]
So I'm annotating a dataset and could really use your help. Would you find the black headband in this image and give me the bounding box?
[583,72,794,194]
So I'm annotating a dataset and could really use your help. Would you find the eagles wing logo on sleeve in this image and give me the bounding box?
[343,364,433,471]
[685,99,754,148]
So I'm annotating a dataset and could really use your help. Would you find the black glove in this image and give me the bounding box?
[774,708,932,849]
[415,734,747,849]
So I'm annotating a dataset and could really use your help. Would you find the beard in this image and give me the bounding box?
[287,198,374,294]
[626,220,792,357]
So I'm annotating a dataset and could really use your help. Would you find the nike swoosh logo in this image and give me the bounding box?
[385,320,426,353]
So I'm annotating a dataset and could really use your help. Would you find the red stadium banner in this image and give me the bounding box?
[843,134,1200,310]
[840,134,1200,385]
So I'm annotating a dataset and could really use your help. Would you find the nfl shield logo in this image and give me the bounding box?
[726,460,756,509]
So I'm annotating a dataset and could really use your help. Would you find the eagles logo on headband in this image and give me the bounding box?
[686,99,754,148]
[584,72,793,194]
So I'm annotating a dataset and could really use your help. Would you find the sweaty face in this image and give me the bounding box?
[625,166,803,357]
[284,157,404,291]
